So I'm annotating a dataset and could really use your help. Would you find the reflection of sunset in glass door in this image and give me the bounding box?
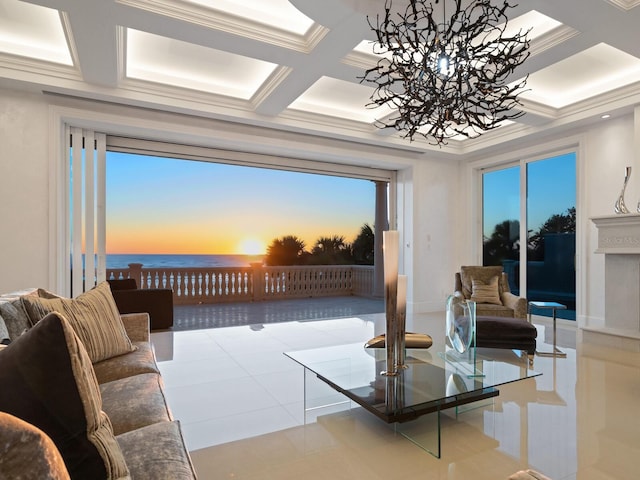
[482,152,576,320]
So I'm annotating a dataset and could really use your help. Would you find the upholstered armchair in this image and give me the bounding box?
[107,278,174,330]
[454,265,527,319]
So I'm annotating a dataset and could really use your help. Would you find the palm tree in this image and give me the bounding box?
[352,223,375,265]
[483,219,520,266]
[528,207,576,261]
[310,235,351,264]
[265,235,306,266]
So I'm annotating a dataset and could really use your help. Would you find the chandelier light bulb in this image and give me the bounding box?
[438,54,450,75]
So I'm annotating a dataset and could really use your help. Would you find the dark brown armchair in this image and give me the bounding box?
[108,279,174,330]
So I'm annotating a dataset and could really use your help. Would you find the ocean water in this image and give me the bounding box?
[106,254,264,269]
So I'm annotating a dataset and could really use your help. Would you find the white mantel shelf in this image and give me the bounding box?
[592,213,640,254]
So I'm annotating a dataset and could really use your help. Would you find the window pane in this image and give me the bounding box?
[482,166,521,294]
[526,153,576,320]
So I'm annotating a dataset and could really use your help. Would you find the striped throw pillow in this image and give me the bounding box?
[470,276,502,305]
[21,282,135,363]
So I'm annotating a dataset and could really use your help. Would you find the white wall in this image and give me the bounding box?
[405,157,463,316]
[581,114,636,328]
[0,90,51,292]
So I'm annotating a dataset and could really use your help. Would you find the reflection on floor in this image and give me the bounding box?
[151,311,640,480]
[172,296,384,330]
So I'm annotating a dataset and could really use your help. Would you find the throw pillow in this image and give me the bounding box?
[21,281,135,363]
[37,287,65,299]
[460,265,504,298]
[0,411,71,480]
[0,313,130,479]
[0,298,34,341]
[0,314,10,344]
[470,276,502,305]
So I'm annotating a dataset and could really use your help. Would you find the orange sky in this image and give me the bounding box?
[106,154,374,255]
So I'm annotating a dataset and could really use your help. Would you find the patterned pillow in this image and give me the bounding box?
[0,313,130,479]
[0,298,34,341]
[470,276,502,305]
[0,315,10,345]
[21,282,135,363]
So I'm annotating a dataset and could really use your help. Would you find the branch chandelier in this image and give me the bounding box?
[360,0,531,146]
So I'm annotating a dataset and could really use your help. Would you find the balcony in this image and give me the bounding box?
[107,263,382,330]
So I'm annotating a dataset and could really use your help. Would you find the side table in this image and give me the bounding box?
[528,301,567,358]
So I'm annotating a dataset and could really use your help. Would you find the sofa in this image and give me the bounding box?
[107,278,175,330]
[0,282,197,479]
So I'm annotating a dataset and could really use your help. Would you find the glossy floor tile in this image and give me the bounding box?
[172,296,384,330]
[151,310,640,480]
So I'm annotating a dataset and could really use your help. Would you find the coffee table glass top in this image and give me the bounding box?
[284,343,540,424]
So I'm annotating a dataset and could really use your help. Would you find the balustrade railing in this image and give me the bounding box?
[107,263,376,305]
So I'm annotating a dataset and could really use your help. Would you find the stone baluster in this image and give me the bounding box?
[251,262,264,301]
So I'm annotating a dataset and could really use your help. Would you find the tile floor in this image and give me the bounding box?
[150,309,640,480]
[172,296,384,330]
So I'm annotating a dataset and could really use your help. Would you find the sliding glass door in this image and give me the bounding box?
[526,154,576,319]
[482,153,576,320]
[482,165,521,294]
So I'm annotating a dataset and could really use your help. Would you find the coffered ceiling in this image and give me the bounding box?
[2,0,640,156]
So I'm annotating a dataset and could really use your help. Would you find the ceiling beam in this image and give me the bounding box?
[21,0,121,87]
[253,13,369,116]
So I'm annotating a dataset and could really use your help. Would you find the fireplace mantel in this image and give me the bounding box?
[588,214,640,351]
[592,213,640,254]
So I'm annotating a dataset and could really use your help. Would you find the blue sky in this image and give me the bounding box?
[483,152,576,238]
[105,152,375,254]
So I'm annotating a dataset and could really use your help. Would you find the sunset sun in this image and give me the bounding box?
[239,238,265,256]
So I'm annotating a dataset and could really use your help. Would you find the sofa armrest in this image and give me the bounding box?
[111,289,174,330]
[502,292,528,319]
[120,313,150,342]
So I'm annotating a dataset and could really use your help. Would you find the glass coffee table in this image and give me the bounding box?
[285,343,540,458]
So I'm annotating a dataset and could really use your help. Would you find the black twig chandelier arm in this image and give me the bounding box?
[360,0,531,146]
